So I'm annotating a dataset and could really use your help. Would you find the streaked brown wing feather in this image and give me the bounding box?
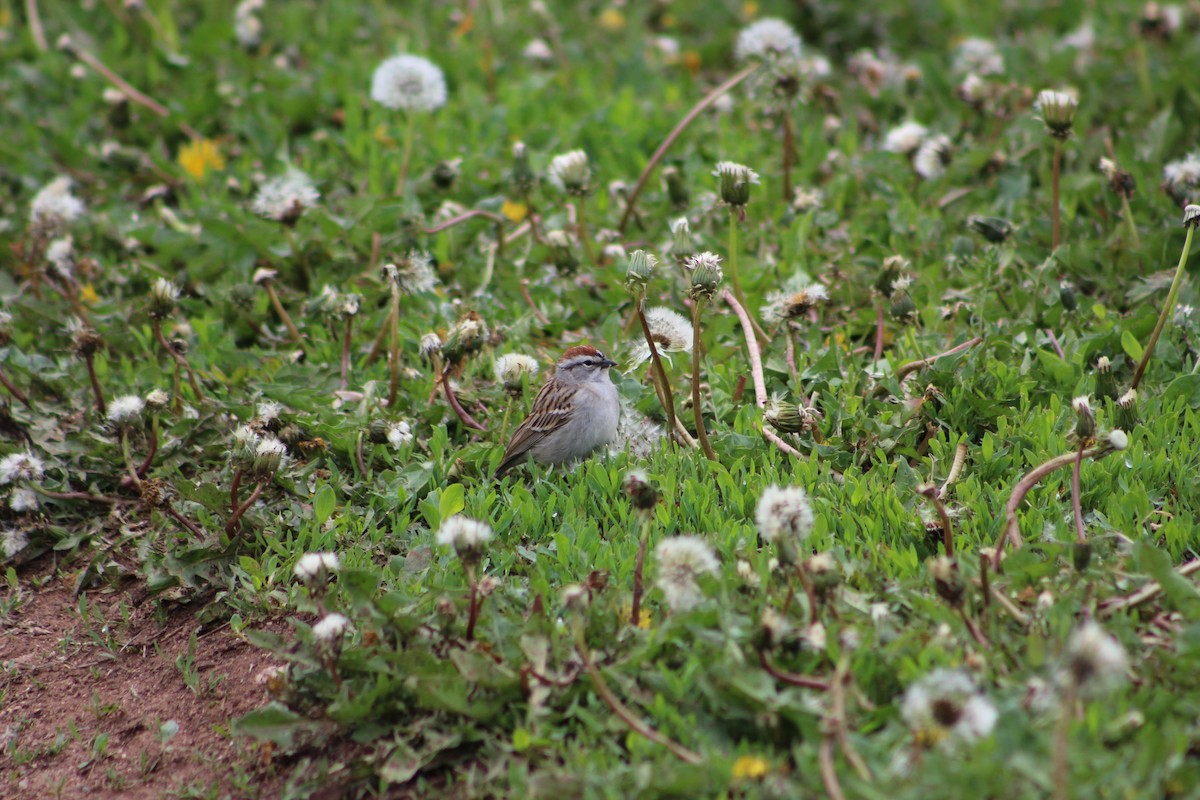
[494,380,575,475]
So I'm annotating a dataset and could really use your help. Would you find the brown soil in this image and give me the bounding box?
[1,558,289,800]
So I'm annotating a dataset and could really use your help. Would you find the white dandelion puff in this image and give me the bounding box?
[755,485,815,545]
[0,453,45,486]
[107,395,146,425]
[735,17,803,62]
[628,307,693,368]
[901,669,998,747]
[371,54,447,112]
[294,551,340,581]
[883,121,928,155]
[252,167,319,222]
[312,612,350,641]
[30,176,85,232]
[655,535,719,612]
[547,149,591,195]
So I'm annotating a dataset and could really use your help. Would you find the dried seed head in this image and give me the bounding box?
[436,515,494,564]
[1072,395,1095,441]
[623,469,660,512]
[547,149,591,196]
[148,277,180,319]
[929,555,965,607]
[494,353,540,393]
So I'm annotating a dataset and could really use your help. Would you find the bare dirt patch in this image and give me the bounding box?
[2,560,288,800]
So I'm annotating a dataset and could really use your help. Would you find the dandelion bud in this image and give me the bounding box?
[661,165,689,210]
[440,313,488,365]
[228,283,257,313]
[547,149,591,196]
[806,552,840,601]
[413,334,440,365]
[1116,389,1138,431]
[545,229,580,273]
[510,142,535,195]
[0,312,11,348]
[494,353,539,394]
[436,515,494,565]
[669,216,694,262]
[1072,395,1095,441]
[368,418,392,444]
[562,584,590,613]
[929,555,965,607]
[1037,89,1078,140]
[1099,158,1136,200]
[1059,280,1078,311]
[764,399,806,434]
[253,437,287,478]
[623,469,660,512]
[1094,356,1117,401]
[1184,204,1200,229]
[71,323,103,357]
[624,250,657,295]
[145,388,170,411]
[685,251,724,300]
[890,286,918,324]
[757,607,791,651]
[712,161,760,207]
[967,214,1013,243]
[1072,541,1092,572]
[877,255,908,294]
[230,425,260,472]
[148,277,180,319]
[432,159,459,190]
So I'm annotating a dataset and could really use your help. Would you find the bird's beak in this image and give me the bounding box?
[600,357,618,368]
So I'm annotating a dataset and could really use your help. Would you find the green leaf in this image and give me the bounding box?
[314,483,336,524]
[438,483,466,525]
[233,703,321,748]
[1120,329,1144,362]
[1163,374,1200,409]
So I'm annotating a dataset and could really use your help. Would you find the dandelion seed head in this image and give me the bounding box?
[735,17,803,62]
[107,394,146,425]
[0,453,45,486]
[251,167,319,222]
[312,612,350,640]
[371,54,447,112]
[655,535,719,612]
[883,121,928,155]
[755,485,815,545]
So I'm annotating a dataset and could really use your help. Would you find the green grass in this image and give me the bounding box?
[4,0,1200,797]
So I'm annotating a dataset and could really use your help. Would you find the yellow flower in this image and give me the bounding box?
[501,199,528,222]
[373,124,396,148]
[742,1,759,20]
[732,755,770,779]
[599,7,626,32]
[177,138,225,180]
[454,12,475,38]
[78,283,100,306]
[684,51,701,76]
[618,602,652,629]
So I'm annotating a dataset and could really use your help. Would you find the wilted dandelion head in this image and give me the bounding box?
[2,527,30,559]
[685,251,724,299]
[252,167,319,223]
[382,252,437,295]
[30,176,85,233]
[628,307,693,368]
[371,54,447,112]
[735,17,803,62]
[1062,620,1128,694]
[107,394,145,425]
[45,237,75,278]
[547,149,591,195]
[883,121,928,155]
[253,437,287,476]
[494,353,539,392]
[762,283,829,326]
[436,515,494,562]
[9,488,38,513]
[914,134,952,180]
[1164,153,1200,199]
[0,452,45,486]
[655,535,719,612]
[901,669,998,748]
[755,485,815,549]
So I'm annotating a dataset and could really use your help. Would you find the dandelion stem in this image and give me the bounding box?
[690,298,717,461]
[781,111,795,201]
[619,64,758,234]
[225,478,268,535]
[574,620,702,764]
[441,369,487,432]
[464,564,480,641]
[1121,193,1140,249]
[0,365,33,410]
[387,287,401,410]
[366,303,396,366]
[25,0,48,52]
[873,298,886,362]
[1131,224,1194,391]
[1051,139,1063,250]
[757,649,829,691]
[818,734,846,800]
[994,439,1120,569]
[634,300,679,440]
[163,504,205,538]
[831,662,872,782]
[31,485,118,504]
[396,112,416,197]
[894,337,984,382]
[340,316,353,390]
[917,484,954,557]
[120,430,141,491]
[630,516,651,628]
[83,351,106,417]
[519,279,550,326]
[264,281,304,345]
[1098,559,1200,617]
[151,318,205,404]
[229,468,244,530]
[1053,683,1076,800]
[69,42,200,140]
[575,198,598,267]
[1071,442,1087,546]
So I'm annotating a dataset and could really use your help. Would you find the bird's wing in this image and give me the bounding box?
[494,380,575,475]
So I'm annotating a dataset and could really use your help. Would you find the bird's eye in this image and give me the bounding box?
[583,360,594,367]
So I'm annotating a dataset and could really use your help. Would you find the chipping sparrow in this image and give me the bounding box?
[494,345,619,476]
